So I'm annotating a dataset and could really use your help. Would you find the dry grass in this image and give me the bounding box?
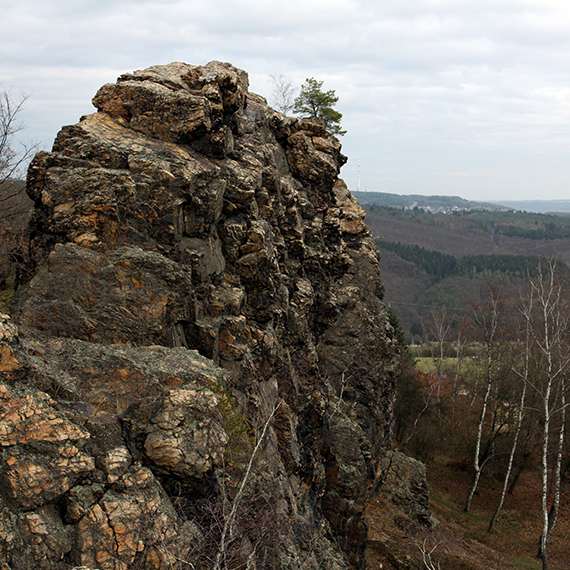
[366,454,570,569]
[429,456,570,569]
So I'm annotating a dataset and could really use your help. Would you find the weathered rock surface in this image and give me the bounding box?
[378,451,438,531]
[4,61,400,569]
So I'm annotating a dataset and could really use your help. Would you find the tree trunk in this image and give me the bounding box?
[489,374,528,531]
[465,345,493,513]
[489,317,531,532]
[546,387,565,544]
[465,285,503,513]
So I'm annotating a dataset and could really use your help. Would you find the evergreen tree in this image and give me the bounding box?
[293,77,346,136]
[388,306,424,445]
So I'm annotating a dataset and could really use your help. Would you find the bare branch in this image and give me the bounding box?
[0,86,38,225]
[413,537,443,570]
[268,74,296,115]
[214,401,281,570]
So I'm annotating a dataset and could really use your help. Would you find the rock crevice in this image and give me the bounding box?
[4,61,399,569]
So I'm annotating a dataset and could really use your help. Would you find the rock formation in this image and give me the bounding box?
[2,61,399,570]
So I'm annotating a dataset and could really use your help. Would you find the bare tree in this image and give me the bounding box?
[268,74,296,115]
[465,283,507,512]
[213,401,281,570]
[0,87,38,288]
[422,308,453,402]
[449,324,468,426]
[546,377,566,549]
[488,287,533,532]
[527,261,570,570]
[0,87,37,223]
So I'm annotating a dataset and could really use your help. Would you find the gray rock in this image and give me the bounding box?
[378,450,438,529]
[4,61,402,569]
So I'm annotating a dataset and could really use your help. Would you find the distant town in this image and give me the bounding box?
[351,191,570,215]
[351,190,511,213]
[401,201,512,214]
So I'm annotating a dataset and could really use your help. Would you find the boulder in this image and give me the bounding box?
[378,450,438,530]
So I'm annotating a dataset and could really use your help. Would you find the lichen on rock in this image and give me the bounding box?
[3,61,402,569]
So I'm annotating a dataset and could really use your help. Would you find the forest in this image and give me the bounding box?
[363,204,570,343]
[375,238,541,279]
[390,262,570,569]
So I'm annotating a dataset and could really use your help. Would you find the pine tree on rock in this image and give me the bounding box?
[293,77,346,136]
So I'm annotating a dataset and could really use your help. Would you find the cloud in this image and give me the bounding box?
[3,0,570,200]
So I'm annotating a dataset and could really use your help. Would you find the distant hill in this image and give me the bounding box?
[352,191,570,215]
[358,204,570,339]
[488,199,570,214]
[352,191,505,211]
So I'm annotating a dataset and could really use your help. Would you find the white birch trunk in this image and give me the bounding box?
[464,343,493,512]
[465,287,501,513]
[488,318,530,532]
[546,385,565,544]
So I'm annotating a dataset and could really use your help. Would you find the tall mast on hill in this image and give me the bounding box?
[357,156,361,192]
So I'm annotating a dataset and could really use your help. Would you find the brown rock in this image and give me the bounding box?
[0,313,17,342]
[5,61,401,570]
[74,466,198,570]
[0,383,94,510]
[0,346,19,373]
[132,387,229,477]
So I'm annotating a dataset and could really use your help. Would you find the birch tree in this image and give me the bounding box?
[465,283,507,512]
[268,74,296,115]
[528,262,570,570]
[449,325,468,426]
[422,308,453,403]
[488,287,533,532]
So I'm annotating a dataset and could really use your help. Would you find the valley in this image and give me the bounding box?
[359,204,570,338]
[356,194,570,570]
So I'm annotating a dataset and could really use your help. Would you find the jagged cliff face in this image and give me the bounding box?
[2,61,399,570]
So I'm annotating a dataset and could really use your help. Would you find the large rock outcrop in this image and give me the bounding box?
[3,61,399,570]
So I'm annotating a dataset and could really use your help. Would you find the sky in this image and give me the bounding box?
[2,0,570,202]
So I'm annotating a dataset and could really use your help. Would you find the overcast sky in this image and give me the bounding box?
[3,0,570,201]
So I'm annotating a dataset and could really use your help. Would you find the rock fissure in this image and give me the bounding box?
[2,60,405,569]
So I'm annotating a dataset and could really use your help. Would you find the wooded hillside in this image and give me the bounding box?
[363,206,570,338]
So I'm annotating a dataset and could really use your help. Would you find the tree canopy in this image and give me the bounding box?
[293,77,346,136]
